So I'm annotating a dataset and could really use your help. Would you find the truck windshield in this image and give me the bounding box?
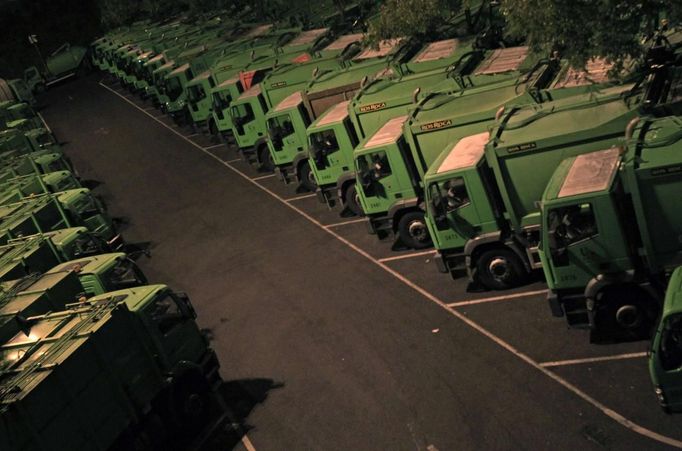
[659,314,682,371]
[547,204,598,250]
[166,76,184,101]
[267,114,294,151]
[74,195,101,220]
[104,259,146,291]
[147,293,185,335]
[309,129,339,169]
[71,234,104,258]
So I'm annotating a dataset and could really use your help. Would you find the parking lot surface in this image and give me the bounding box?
[40,76,682,450]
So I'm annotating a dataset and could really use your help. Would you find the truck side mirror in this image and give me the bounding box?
[174,291,197,319]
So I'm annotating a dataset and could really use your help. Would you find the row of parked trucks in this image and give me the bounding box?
[0,27,224,448]
[92,2,682,414]
[73,2,682,410]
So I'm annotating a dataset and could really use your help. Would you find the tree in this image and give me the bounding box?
[500,0,681,67]
[368,0,464,43]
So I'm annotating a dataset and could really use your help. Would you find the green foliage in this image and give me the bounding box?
[368,0,464,43]
[500,0,681,67]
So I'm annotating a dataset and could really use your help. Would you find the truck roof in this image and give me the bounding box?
[473,47,529,75]
[286,28,328,47]
[551,58,614,89]
[353,39,401,61]
[411,39,458,63]
[238,83,262,100]
[363,115,409,149]
[315,100,350,127]
[216,75,241,89]
[557,147,621,198]
[244,24,273,38]
[168,63,190,77]
[323,33,364,51]
[436,132,490,174]
[47,252,124,276]
[274,91,303,112]
[88,284,164,312]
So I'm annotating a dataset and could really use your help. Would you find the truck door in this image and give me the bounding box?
[545,200,630,285]
[144,290,205,368]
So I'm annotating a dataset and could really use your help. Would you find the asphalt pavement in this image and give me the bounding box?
[38,75,682,450]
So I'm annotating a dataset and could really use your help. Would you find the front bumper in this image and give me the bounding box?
[434,250,465,275]
[275,164,295,184]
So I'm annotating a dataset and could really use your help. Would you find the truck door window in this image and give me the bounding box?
[148,293,184,335]
[547,203,598,249]
[267,114,294,151]
[310,129,339,169]
[440,177,470,211]
[358,151,392,181]
[230,103,254,123]
[660,315,682,371]
[104,259,146,291]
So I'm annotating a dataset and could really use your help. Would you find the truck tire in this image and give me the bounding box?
[593,285,657,341]
[475,248,528,290]
[299,160,317,192]
[397,211,432,249]
[343,183,364,216]
[259,146,275,172]
[167,370,211,435]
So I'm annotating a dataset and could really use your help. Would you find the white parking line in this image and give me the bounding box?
[37,112,53,135]
[325,218,367,228]
[378,250,437,263]
[285,193,316,202]
[540,352,648,368]
[186,133,200,138]
[101,81,682,449]
[241,434,257,451]
[252,174,276,181]
[447,289,548,308]
[225,158,242,163]
[203,144,225,151]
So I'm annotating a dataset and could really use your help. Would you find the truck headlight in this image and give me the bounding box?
[655,386,666,403]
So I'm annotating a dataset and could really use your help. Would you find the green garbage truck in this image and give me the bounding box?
[540,113,682,340]
[23,42,90,93]
[0,285,221,450]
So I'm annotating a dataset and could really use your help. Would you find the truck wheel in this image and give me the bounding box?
[299,161,317,192]
[259,147,275,172]
[398,211,432,249]
[343,183,364,216]
[168,371,211,434]
[476,248,527,290]
[594,286,657,340]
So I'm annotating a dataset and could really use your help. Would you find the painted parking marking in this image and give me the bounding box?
[285,193,316,202]
[252,174,277,181]
[378,250,437,263]
[37,112,53,135]
[540,352,648,368]
[186,133,200,138]
[203,144,225,151]
[225,158,242,163]
[325,218,367,228]
[100,81,682,449]
[447,289,548,308]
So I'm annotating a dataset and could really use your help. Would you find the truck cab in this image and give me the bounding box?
[46,252,147,296]
[541,114,682,339]
[353,46,542,249]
